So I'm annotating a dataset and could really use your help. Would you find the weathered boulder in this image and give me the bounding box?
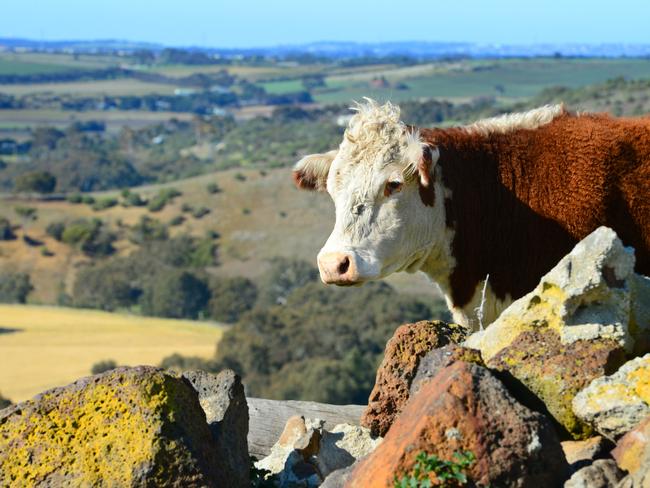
[409,343,483,397]
[465,227,646,438]
[573,354,650,440]
[612,416,650,475]
[255,416,381,487]
[466,226,645,360]
[182,369,250,487]
[0,366,225,487]
[348,361,569,487]
[488,328,625,439]
[361,320,470,436]
[564,459,626,488]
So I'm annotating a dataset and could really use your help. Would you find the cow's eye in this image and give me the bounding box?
[384,180,403,196]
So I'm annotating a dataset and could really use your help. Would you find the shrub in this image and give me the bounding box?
[234,172,247,181]
[91,359,118,375]
[192,206,210,219]
[169,215,185,226]
[160,353,215,373]
[206,182,221,194]
[129,216,168,244]
[0,218,15,240]
[147,188,182,212]
[190,237,218,267]
[15,171,57,193]
[66,193,83,204]
[181,203,193,213]
[0,272,33,303]
[208,277,258,323]
[81,195,96,205]
[122,191,146,207]
[14,206,37,221]
[92,196,118,211]
[0,392,12,409]
[46,221,66,241]
[41,247,54,257]
[61,219,115,257]
[394,451,475,488]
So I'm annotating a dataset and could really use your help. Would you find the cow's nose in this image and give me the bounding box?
[318,252,359,285]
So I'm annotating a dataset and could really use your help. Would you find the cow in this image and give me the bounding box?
[292,99,650,330]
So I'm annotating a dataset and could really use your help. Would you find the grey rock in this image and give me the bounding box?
[564,459,625,488]
[320,462,358,488]
[466,226,646,361]
[573,354,650,440]
[316,424,382,478]
[183,369,250,487]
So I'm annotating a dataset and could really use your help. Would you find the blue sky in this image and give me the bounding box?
[3,0,650,47]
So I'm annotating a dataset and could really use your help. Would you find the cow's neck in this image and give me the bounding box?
[417,127,522,329]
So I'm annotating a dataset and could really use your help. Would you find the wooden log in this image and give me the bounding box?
[246,397,366,458]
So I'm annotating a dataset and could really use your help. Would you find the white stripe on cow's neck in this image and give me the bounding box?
[463,104,565,136]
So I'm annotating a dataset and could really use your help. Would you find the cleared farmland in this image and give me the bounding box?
[0,304,223,402]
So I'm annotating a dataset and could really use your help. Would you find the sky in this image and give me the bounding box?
[2,0,650,48]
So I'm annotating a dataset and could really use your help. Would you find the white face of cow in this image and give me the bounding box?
[293,100,449,287]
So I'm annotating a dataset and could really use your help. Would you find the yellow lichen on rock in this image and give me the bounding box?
[573,354,650,440]
[0,366,224,486]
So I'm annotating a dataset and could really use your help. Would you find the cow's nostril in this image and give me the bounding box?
[338,256,350,275]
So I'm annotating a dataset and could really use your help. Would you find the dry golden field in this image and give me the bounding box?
[0,304,223,402]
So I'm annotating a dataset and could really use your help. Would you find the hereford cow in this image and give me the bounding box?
[292,99,650,329]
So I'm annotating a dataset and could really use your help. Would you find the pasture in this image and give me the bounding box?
[0,304,223,402]
[261,58,650,104]
[0,78,175,97]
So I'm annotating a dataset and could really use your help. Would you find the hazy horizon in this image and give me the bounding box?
[3,0,650,49]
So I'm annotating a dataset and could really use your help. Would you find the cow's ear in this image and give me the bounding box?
[417,145,440,188]
[292,150,337,191]
[416,145,439,207]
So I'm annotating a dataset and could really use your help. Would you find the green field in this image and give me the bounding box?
[0,304,224,402]
[261,58,650,104]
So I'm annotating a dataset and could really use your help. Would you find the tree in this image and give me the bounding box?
[0,218,15,240]
[141,270,210,319]
[15,171,57,193]
[256,257,319,307]
[208,277,258,323]
[0,272,33,303]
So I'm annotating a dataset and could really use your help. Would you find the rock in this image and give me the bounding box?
[361,320,470,436]
[316,424,382,478]
[320,463,357,488]
[348,361,569,487]
[612,416,650,475]
[256,415,316,475]
[0,366,225,487]
[466,227,645,360]
[247,397,365,458]
[488,327,625,439]
[562,436,613,471]
[564,459,626,488]
[631,274,650,355]
[409,343,483,397]
[256,417,381,487]
[182,369,250,488]
[573,354,650,440]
